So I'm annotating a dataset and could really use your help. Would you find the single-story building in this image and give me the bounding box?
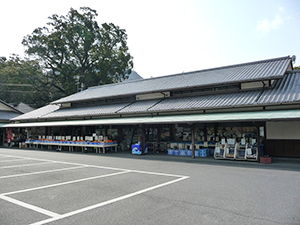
[4,55,300,160]
[0,100,23,146]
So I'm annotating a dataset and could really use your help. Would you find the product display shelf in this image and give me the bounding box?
[224,142,235,160]
[25,139,118,153]
[245,143,258,161]
[214,143,225,159]
[234,143,247,160]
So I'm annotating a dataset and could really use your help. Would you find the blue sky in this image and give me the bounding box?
[1,0,299,78]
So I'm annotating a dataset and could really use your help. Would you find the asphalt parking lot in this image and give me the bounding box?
[0,148,299,225]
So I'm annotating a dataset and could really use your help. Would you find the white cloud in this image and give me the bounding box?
[256,15,283,34]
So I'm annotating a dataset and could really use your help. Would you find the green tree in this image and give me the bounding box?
[22,7,133,96]
[0,55,58,108]
[294,65,300,70]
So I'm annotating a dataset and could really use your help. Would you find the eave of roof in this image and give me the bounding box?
[10,104,60,121]
[10,90,268,121]
[0,111,22,121]
[4,109,300,128]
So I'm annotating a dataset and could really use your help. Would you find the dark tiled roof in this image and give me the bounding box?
[149,90,261,112]
[53,56,292,104]
[11,56,297,122]
[42,103,130,119]
[14,90,260,120]
[0,111,21,121]
[258,70,300,104]
[118,99,159,114]
[11,104,59,121]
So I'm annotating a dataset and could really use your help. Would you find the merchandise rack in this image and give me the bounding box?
[224,141,235,160]
[245,143,258,161]
[214,140,259,162]
[234,143,247,160]
[214,143,225,159]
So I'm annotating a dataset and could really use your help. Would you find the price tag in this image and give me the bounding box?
[221,138,225,145]
[241,138,245,145]
[247,148,252,155]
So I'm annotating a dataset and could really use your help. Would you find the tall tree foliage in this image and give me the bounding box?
[0,55,54,108]
[22,7,133,96]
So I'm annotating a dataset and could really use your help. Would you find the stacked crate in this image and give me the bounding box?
[199,148,210,157]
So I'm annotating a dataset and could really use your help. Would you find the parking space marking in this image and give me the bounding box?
[130,169,188,178]
[30,175,189,225]
[0,195,60,218]
[0,161,53,169]
[0,155,12,158]
[0,154,130,172]
[0,158,28,162]
[0,165,86,179]
[0,153,189,225]
[0,154,187,178]
[1,170,131,196]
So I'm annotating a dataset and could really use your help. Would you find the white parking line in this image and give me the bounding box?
[1,154,129,172]
[0,154,187,178]
[0,162,53,169]
[30,176,189,225]
[130,169,188,178]
[0,155,13,159]
[1,170,131,196]
[0,165,86,179]
[0,155,11,158]
[0,153,189,225]
[0,195,60,218]
[0,158,28,162]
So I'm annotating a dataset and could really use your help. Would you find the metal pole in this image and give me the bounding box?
[192,123,195,158]
[142,124,145,154]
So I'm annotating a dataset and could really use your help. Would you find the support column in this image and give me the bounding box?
[191,123,195,158]
[257,125,261,158]
[141,124,146,154]
[157,124,161,153]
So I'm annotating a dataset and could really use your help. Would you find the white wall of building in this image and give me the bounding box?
[266,121,300,140]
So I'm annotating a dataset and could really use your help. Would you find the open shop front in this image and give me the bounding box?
[6,109,300,160]
[1,127,27,147]
[11,120,264,162]
[143,122,264,161]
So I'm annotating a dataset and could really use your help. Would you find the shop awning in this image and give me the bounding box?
[3,109,300,128]
[0,123,7,127]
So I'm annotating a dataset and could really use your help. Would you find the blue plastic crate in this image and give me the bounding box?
[199,153,208,157]
[167,149,174,155]
[199,149,207,154]
[186,150,193,156]
[173,150,179,156]
[179,149,187,156]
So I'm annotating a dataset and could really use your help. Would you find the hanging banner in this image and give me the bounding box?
[7,128,12,143]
